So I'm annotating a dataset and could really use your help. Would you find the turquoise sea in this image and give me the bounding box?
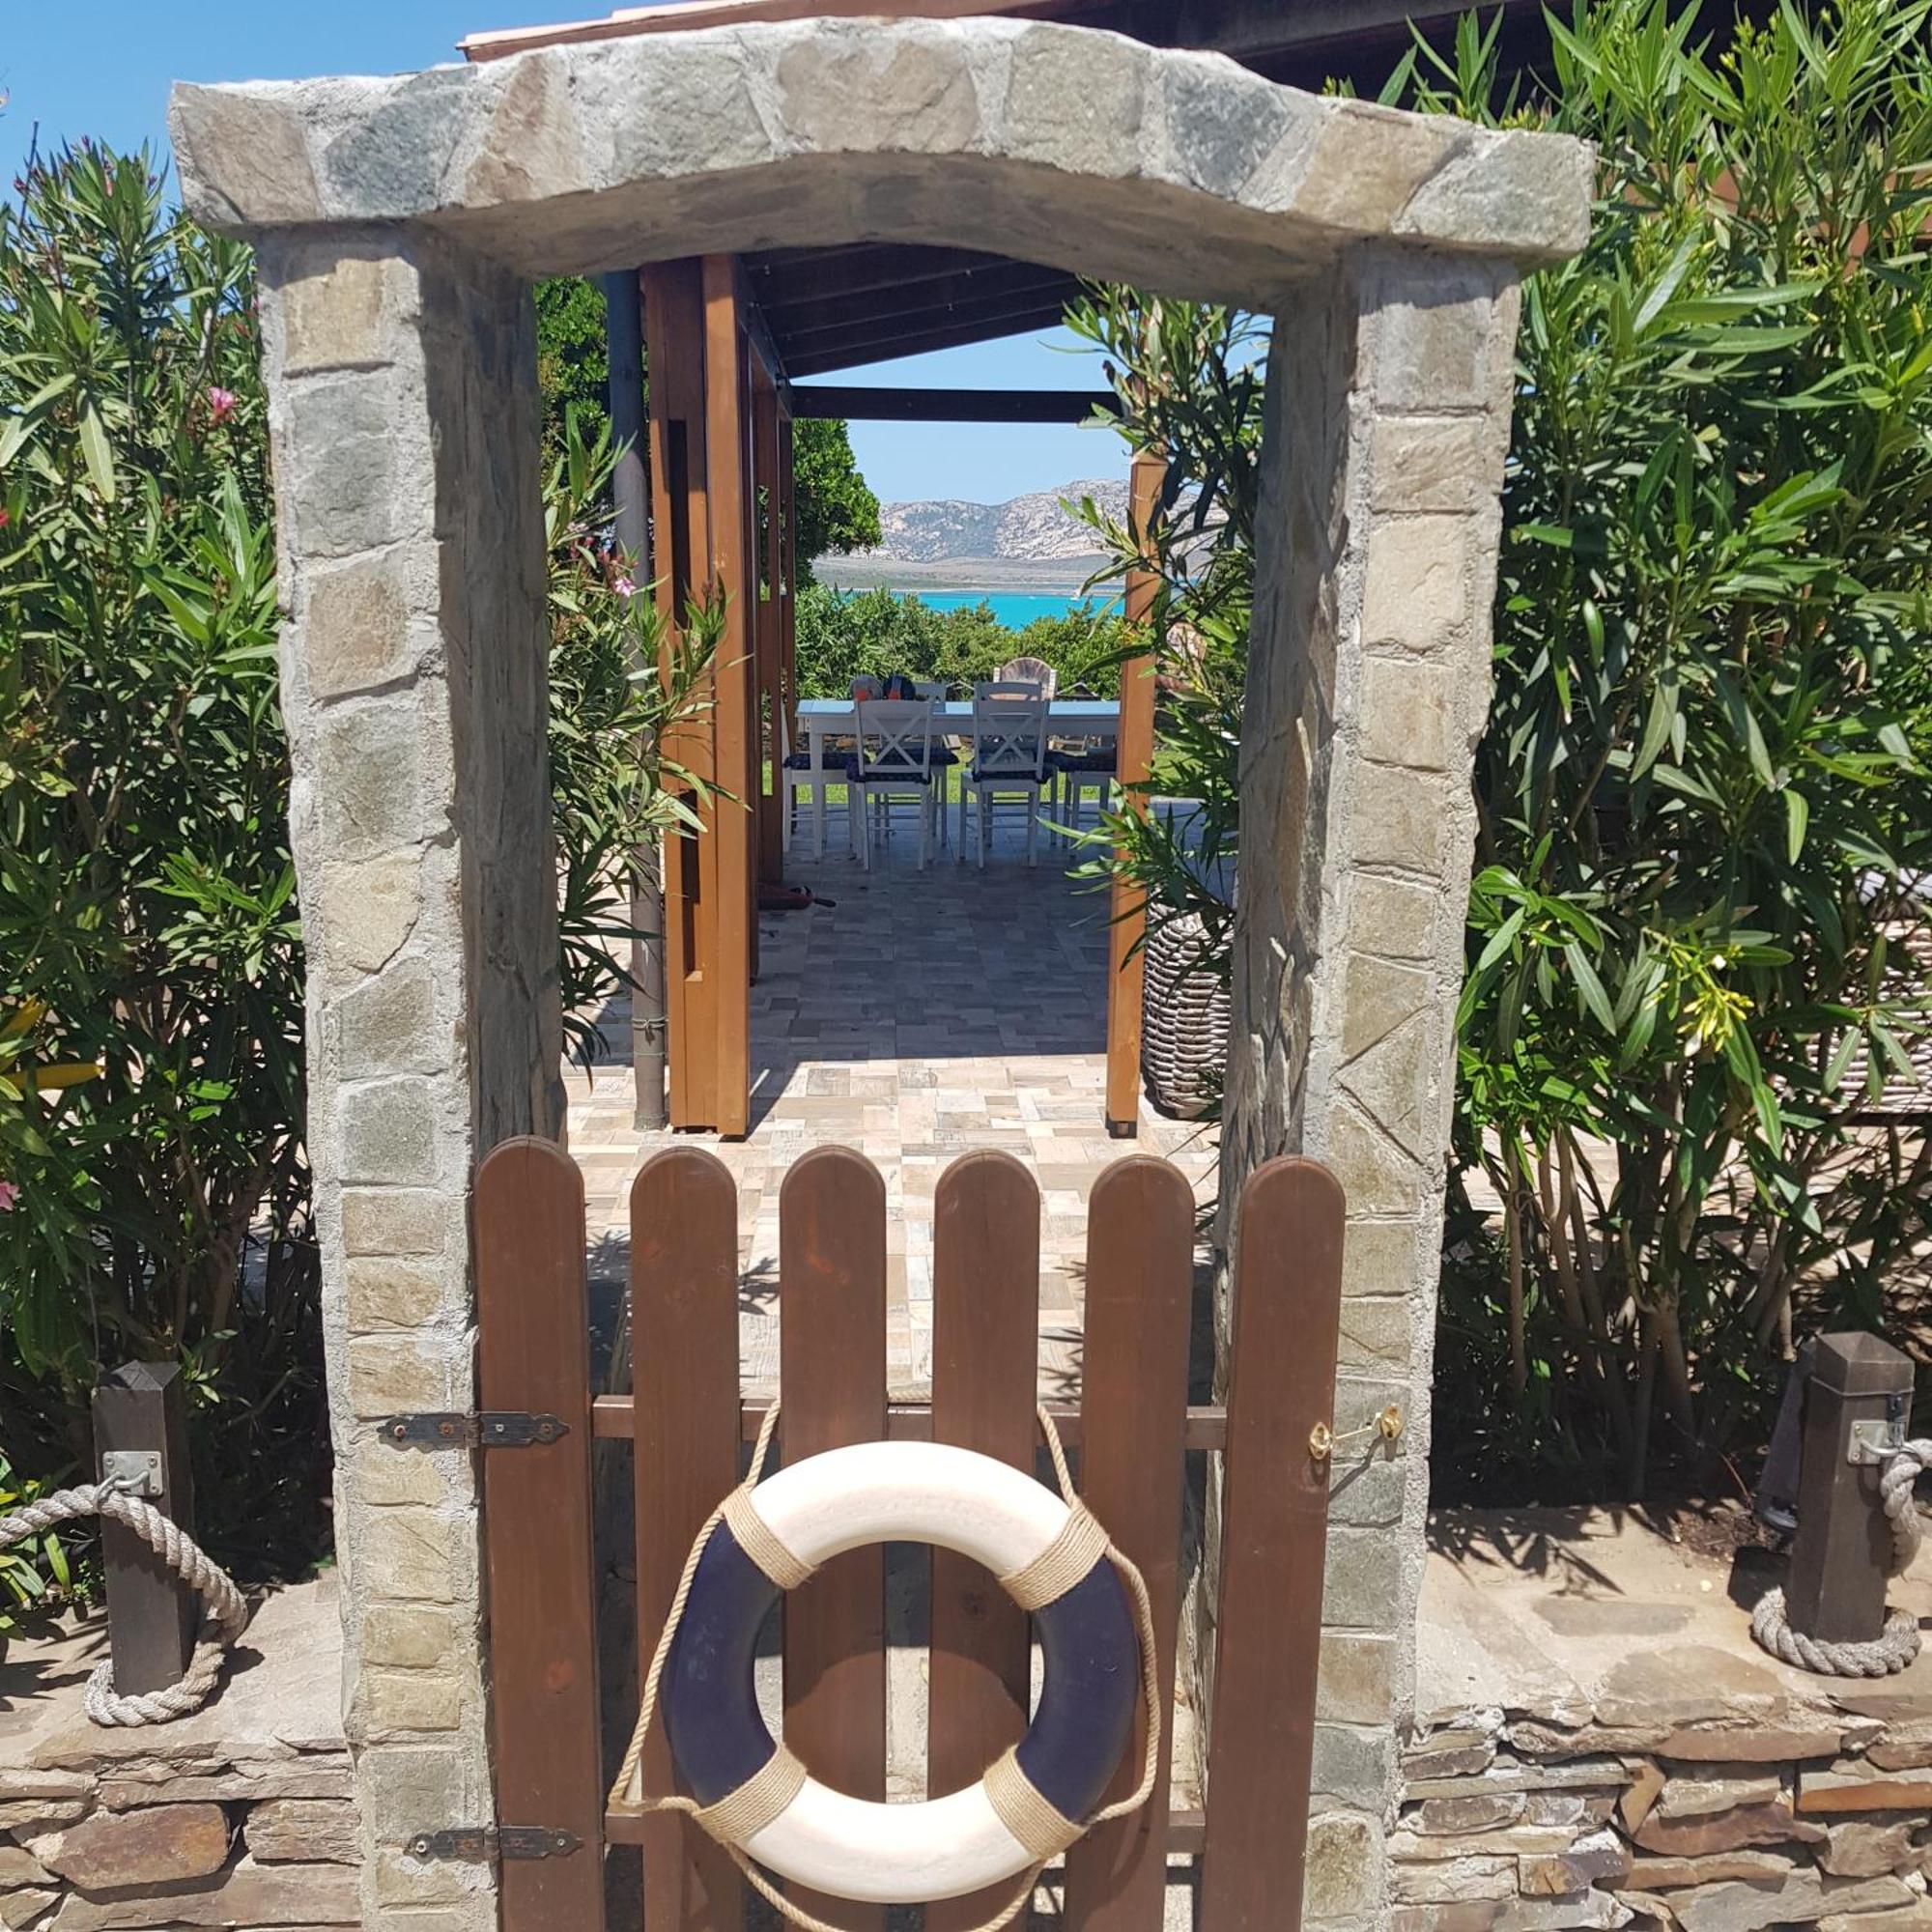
[914,589,1103,628]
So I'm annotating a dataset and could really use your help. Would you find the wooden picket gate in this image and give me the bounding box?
[472,1140,1345,1932]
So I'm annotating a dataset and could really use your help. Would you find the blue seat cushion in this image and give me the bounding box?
[1052,749,1118,775]
[781,752,818,771]
[845,755,932,784]
[969,766,1045,786]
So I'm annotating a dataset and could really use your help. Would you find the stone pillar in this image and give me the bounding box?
[258,227,561,1930]
[1218,242,1522,1929]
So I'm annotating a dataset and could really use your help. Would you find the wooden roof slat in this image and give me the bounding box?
[759,261,1077,340]
[772,273,1081,365]
[781,299,1077,379]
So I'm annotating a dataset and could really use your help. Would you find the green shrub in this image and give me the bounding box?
[792,582,1130,697]
[1403,0,1932,1495]
[0,153,721,1593]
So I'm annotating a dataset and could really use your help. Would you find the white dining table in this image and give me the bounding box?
[791,697,1122,862]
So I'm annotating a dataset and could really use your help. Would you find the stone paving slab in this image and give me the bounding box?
[567,829,1218,1399]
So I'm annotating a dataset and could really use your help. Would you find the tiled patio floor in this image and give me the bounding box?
[566,813,1217,1397]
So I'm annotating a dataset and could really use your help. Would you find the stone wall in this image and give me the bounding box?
[1214,241,1524,1929]
[0,1582,359,1932]
[256,224,559,1930]
[1394,1695,1932,1931]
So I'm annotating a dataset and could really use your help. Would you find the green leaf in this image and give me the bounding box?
[1563,943,1616,1035]
[78,403,117,502]
[1782,787,1809,864]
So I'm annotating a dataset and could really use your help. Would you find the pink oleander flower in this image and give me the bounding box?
[208,385,238,424]
[0,509,10,530]
[0,1180,19,1212]
[614,575,637,598]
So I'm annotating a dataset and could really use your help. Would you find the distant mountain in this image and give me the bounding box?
[862,478,1128,563]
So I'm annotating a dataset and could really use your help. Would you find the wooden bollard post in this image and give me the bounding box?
[92,1362,197,1694]
[1785,1333,1915,1645]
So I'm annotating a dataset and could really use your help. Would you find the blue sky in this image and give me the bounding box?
[1,1,1125,504]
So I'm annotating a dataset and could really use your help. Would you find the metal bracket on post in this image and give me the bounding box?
[379,1413,568,1450]
[1848,1393,1909,1465]
[99,1450,164,1497]
[407,1827,582,1863]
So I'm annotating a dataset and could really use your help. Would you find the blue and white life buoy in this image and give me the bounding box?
[650,1440,1146,1906]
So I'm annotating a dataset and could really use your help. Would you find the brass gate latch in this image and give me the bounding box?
[379,1412,569,1450]
[408,1827,582,1863]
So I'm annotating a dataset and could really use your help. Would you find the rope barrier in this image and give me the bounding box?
[611,1404,1164,1932]
[1751,1438,1929,1677]
[0,1480,248,1725]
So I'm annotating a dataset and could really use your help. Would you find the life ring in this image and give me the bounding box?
[657,1440,1144,1906]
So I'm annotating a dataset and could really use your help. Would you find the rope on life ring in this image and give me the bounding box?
[611,1405,1162,1932]
[0,1478,248,1725]
[1750,1437,1929,1677]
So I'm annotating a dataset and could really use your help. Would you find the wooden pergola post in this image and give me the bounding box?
[1104,448,1167,1137]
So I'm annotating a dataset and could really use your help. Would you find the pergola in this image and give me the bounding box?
[596,248,1160,1139]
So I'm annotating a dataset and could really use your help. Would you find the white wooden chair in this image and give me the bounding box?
[962,683,1050,867]
[847,696,939,871]
[780,710,838,863]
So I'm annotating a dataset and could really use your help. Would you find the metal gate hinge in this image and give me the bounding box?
[380,1411,569,1450]
[408,1826,582,1863]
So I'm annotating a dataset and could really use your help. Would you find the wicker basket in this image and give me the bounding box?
[1140,907,1231,1120]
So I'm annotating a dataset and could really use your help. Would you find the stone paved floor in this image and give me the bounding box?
[566,811,1217,1398]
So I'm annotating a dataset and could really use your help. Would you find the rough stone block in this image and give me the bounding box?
[28,1804,230,1890]
[341,1188,448,1259]
[277,374,417,559]
[346,1336,455,1418]
[1819,1821,1917,1878]
[372,1844,476,1906]
[1349,762,1454,876]
[1372,413,1499,514]
[776,30,983,156]
[1319,1630,1396,1726]
[1350,872,1440,961]
[348,1435,456,1509]
[366,1670,464,1736]
[1408,1792,1528,1834]
[278,253,415,377]
[1336,1297,1412,1372]
[1339,1217,1426,1300]
[1374,285,1501,412]
[1313,1719,1397,1804]
[1520,1828,1633,1896]
[316,854,422,985]
[1361,658,1459,771]
[336,957,441,1078]
[1622,1847,1798,1889]
[1799,1767,1932,1814]
[168,88,322,226]
[337,1078,440,1187]
[1658,1871,1912,1932]
[301,552,415,700]
[1362,514,1472,648]
[1340,954,1433,1062]
[361,1605,461,1671]
[0,1889,57,1931]
[1634,1799,1823,1856]
[344,1258,449,1335]
[1003,23,1146,177]
[1305,1809,1382,1919]
[355,1508,465,1605]
[1324,1105,1425,1219]
[243,1798,361,1865]
[40,1853,358,1929]
[1656,1770,1786,1820]
[315,702,428,860]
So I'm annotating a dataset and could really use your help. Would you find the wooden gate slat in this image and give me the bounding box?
[780,1146,889,1932]
[1063,1157,1197,1929]
[1198,1157,1346,1932]
[927,1151,1041,1932]
[476,1138,606,1932]
[631,1147,745,1932]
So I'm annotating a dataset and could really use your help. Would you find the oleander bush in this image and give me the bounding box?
[1082,0,1932,1497]
[0,149,720,1591]
[792,580,1131,697]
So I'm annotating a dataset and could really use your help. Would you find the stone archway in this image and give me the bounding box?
[171,19,1588,1926]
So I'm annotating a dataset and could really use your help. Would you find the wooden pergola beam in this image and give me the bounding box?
[773,277,1083,366]
[787,385,1119,424]
[762,262,1079,350]
[782,300,1078,378]
[744,242,1053,308]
